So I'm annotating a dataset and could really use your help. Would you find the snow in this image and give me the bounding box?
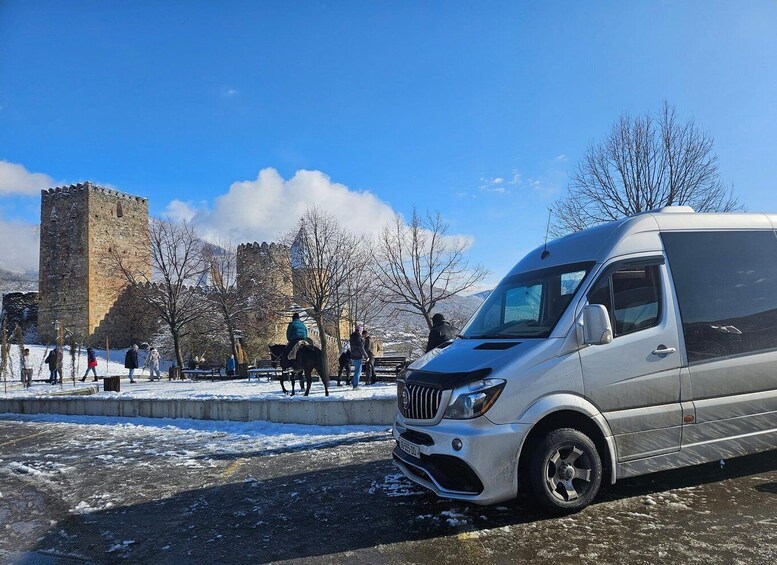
[0,413,390,453]
[1,344,396,402]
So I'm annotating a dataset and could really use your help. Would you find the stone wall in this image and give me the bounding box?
[1,291,39,337]
[38,185,90,343]
[37,182,151,347]
[87,187,151,346]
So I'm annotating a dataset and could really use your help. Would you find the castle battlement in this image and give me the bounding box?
[237,241,288,252]
[42,181,148,203]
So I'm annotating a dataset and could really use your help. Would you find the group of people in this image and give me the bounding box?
[27,311,459,389]
[39,344,100,385]
[338,326,376,389]
[125,344,162,383]
[284,310,459,390]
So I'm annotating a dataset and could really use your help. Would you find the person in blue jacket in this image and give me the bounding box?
[284,313,308,360]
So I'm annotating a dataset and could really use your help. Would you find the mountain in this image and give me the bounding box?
[0,268,38,295]
[373,292,486,357]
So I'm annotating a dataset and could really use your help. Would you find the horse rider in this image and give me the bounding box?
[285,312,308,362]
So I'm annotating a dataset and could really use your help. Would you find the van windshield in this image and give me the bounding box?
[461,261,594,339]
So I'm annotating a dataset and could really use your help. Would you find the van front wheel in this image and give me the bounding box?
[528,428,602,514]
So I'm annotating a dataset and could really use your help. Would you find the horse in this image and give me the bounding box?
[268,343,330,397]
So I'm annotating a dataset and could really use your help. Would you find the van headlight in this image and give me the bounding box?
[444,379,506,420]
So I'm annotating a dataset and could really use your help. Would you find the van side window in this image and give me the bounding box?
[662,231,777,363]
[589,264,662,337]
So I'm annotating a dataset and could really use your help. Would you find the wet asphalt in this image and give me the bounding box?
[1,418,776,564]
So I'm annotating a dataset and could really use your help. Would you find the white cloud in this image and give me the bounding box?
[0,214,39,273]
[0,160,54,196]
[555,154,568,162]
[480,186,508,194]
[178,168,400,243]
[164,199,207,223]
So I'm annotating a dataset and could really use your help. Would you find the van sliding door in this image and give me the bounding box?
[662,231,777,451]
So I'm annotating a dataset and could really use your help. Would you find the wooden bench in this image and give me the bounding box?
[371,356,407,381]
[248,359,281,381]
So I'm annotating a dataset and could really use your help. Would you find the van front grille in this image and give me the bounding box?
[398,382,443,420]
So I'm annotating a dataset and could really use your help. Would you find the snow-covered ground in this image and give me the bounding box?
[1,345,397,401]
[2,343,133,381]
[0,413,389,457]
[1,377,396,400]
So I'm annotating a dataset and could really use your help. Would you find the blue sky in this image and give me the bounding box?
[1,1,776,285]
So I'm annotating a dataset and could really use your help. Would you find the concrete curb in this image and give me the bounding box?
[0,396,397,426]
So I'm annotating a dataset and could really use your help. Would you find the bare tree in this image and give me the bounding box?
[374,209,488,330]
[552,101,740,236]
[114,218,210,368]
[202,241,253,364]
[283,208,362,377]
[341,241,387,336]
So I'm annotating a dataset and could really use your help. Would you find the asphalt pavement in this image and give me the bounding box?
[1,417,776,564]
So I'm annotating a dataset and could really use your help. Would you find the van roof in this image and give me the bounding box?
[507,209,777,277]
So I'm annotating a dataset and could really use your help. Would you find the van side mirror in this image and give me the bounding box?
[583,304,613,345]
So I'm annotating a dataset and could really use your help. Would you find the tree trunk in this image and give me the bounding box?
[172,328,183,369]
[315,316,329,380]
[226,318,238,362]
[422,309,433,330]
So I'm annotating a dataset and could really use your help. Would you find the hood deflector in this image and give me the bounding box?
[404,367,493,389]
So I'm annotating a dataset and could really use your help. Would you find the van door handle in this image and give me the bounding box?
[652,346,676,356]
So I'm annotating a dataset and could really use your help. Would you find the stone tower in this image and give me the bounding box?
[236,242,294,305]
[38,182,151,346]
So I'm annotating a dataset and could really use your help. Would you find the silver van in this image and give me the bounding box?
[392,207,777,513]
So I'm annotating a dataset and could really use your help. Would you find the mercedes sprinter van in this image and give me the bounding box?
[392,208,777,512]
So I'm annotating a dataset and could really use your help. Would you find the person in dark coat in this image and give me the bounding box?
[80,346,99,382]
[349,326,366,389]
[45,347,62,384]
[125,344,139,383]
[425,313,459,353]
[362,329,376,385]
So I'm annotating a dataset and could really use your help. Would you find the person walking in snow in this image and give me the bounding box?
[46,347,62,384]
[362,329,376,385]
[349,325,367,389]
[20,348,32,388]
[125,344,139,383]
[225,354,236,377]
[145,347,161,381]
[80,346,99,382]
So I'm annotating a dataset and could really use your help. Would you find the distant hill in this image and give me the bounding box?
[0,268,38,295]
[374,291,486,357]
[469,289,492,302]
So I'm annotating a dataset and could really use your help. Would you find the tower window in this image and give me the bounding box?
[50,206,58,221]
[117,201,124,218]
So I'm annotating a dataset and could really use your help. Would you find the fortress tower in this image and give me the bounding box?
[38,182,151,345]
[236,242,294,305]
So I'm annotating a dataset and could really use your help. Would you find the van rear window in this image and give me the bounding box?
[662,230,777,363]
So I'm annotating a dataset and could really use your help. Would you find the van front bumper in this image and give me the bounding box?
[392,413,530,505]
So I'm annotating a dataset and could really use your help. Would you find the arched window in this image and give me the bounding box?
[116,201,124,218]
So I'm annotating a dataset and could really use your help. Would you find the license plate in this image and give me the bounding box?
[399,438,420,458]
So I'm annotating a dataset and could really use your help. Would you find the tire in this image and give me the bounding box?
[528,428,602,514]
